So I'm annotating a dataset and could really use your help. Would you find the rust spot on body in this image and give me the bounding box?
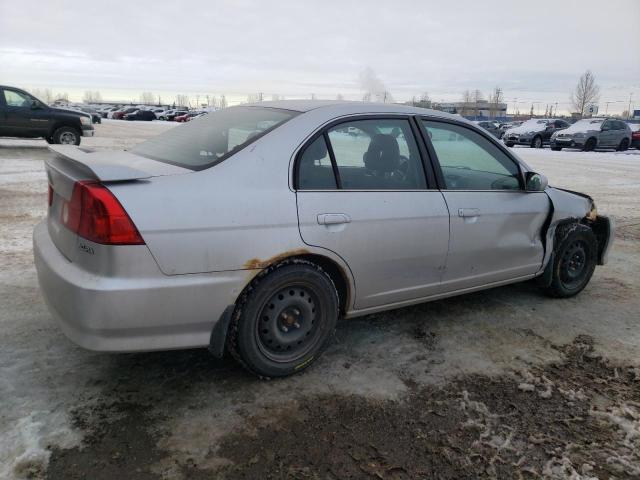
[243,248,310,270]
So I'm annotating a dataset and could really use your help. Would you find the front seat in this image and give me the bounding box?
[362,134,406,188]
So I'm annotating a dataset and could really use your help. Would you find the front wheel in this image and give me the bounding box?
[531,135,543,148]
[542,223,597,298]
[52,126,81,145]
[227,259,339,378]
[583,137,596,152]
[505,142,514,148]
[551,146,562,151]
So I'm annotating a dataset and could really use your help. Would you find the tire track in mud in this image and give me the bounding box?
[43,336,640,480]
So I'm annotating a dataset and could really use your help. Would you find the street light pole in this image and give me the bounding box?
[629,93,634,120]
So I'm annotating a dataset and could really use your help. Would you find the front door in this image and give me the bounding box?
[599,120,618,147]
[420,119,550,292]
[296,117,450,310]
[1,88,50,137]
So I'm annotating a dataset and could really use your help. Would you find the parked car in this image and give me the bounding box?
[150,108,166,119]
[102,106,120,118]
[112,107,138,120]
[503,118,570,148]
[77,107,102,124]
[175,112,202,122]
[627,123,640,150]
[550,118,632,151]
[124,110,156,121]
[165,110,189,121]
[473,121,501,138]
[34,101,613,377]
[0,85,94,145]
[498,121,522,138]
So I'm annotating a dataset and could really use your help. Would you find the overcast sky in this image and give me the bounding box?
[1,0,638,113]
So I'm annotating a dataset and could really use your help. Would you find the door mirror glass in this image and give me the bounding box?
[30,100,42,110]
[525,172,548,191]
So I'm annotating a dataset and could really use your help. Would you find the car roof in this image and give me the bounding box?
[242,99,462,120]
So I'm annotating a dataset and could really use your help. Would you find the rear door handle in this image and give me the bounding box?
[458,208,480,218]
[317,213,351,225]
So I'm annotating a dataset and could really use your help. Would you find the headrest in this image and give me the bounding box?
[363,134,400,172]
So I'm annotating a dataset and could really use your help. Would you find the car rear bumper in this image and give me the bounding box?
[33,221,251,352]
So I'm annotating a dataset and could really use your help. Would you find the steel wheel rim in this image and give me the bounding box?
[534,137,542,148]
[560,240,588,289]
[60,132,77,144]
[256,283,323,362]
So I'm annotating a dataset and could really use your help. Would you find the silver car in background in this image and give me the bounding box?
[503,118,570,148]
[33,101,614,377]
[550,118,632,151]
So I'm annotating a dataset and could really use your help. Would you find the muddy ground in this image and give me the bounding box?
[1,121,639,479]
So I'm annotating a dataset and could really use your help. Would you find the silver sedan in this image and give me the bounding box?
[34,101,614,377]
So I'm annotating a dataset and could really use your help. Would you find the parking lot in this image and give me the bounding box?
[1,121,639,479]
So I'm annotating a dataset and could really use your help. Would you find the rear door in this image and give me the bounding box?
[419,119,549,292]
[296,116,450,309]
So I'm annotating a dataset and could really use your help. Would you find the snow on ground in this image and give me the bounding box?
[0,124,639,478]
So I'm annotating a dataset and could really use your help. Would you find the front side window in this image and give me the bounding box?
[3,89,32,108]
[325,119,426,190]
[132,106,297,170]
[422,120,521,191]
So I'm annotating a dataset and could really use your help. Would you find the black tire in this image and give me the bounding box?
[551,146,562,151]
[583,137,596,152]
[52,126,81,145]
[227,259,339,378]
[505,142,514,148]
[45,137,54,144]
[531,135,543,148]
[616,138,629,151]
[543,223,597,298]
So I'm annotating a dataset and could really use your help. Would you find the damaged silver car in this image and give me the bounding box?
[33,101,614,377]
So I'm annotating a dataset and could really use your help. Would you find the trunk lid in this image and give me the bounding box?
[45,145,190,261]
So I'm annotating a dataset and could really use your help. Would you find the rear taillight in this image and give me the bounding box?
[61,181,145,245]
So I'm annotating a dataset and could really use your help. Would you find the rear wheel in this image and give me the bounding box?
[531,135,543,148]
[52,126,81,145]
[227,259,339,378]
[543,223,597,298]
[617,138,629,151]
[583,137,596,152]
[551,146,562,151]
[505,142,514,148]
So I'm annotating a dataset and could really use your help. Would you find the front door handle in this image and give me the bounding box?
[317,213,351,225]
[458,208,480,218]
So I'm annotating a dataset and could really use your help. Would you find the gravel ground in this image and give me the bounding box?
[1,121,639,479]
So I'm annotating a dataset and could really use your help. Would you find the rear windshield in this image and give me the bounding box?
[132,106,298,170]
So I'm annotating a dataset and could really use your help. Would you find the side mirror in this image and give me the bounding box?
[30,100,42,110]
[525,171,548,191]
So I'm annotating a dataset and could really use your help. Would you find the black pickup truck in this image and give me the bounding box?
[0,85,94,145]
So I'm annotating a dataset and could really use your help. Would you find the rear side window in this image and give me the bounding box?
[327,119,426,190]
[132,106,298,170]
[297,136,337,190]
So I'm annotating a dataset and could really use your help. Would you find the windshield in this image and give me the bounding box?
[132,106,298,170]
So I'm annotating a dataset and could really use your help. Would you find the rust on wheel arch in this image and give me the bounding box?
[243,248,311,270]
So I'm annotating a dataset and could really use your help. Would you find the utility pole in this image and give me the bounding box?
[629,93,634,119]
